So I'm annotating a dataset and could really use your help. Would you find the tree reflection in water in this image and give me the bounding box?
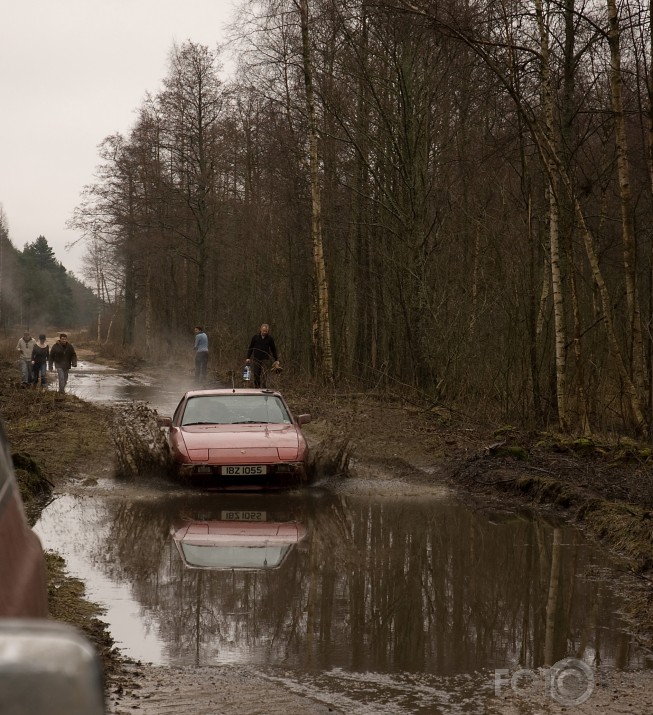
[89,491,636,673]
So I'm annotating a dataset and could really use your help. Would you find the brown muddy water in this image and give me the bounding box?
[35,362,652,713]
[64,359,189,415]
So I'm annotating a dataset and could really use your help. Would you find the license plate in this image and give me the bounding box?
[220,465,267,476]
[221,510,266,521]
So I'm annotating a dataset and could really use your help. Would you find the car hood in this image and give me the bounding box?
[178,424,300,452]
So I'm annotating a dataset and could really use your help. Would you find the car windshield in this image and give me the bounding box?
[181,394,292,426]
[178,544,291,569]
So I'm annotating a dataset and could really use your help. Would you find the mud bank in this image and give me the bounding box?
[451,437,653,652]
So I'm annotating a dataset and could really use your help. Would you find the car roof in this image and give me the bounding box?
[183,388,282,398]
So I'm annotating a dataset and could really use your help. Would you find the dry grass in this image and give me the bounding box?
[110,402,172,478]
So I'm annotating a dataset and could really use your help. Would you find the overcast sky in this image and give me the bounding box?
[0,0,236,280]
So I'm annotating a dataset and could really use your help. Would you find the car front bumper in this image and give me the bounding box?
[176,462,308,488]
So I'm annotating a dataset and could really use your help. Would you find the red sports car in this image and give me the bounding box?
[159,388,311,488]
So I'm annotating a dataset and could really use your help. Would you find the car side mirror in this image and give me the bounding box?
[0,620,105,715]
[297,414,311,425]
[157,415,172,427]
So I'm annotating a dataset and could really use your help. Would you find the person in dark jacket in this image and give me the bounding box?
[48,333,77,394]
[31,334,49,387]
[245,323,280,388]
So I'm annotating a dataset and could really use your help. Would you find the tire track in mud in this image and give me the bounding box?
[108,664,340,715]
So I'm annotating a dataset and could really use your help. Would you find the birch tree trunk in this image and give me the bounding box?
[95,259,102,344]
[531,7,647,435]
[536,0,568,431]
[298,0,334,380]
[544,528,562,666]
[547,183,568,430]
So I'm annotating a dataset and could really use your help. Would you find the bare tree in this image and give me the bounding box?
[298,0,334,379]
[157,41,226,320]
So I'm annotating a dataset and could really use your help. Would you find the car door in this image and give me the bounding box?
[0,422,48,618]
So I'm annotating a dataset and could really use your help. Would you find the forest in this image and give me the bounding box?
[64,0,653,438]
[0,225,96,335]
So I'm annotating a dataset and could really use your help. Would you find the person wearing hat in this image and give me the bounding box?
[31,335,50,388]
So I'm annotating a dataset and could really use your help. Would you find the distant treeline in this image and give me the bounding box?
[0,228,96,334]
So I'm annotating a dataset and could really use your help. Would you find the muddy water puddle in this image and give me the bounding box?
[44,363,649,711]
[35,487,644,689]
[66,360,188,415]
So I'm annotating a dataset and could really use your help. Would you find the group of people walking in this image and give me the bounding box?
[16,323,279,394]
[16,331,77,393]
[193,322,281,388]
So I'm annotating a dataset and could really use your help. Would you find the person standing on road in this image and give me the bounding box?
[48,333,77,394]
[193,326,209,384]
[16,331,35,387]
[246,323,280,389]
[31,334,50,388]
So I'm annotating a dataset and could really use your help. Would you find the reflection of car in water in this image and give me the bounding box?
[171,494,309,570]
[158,388,312,489]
